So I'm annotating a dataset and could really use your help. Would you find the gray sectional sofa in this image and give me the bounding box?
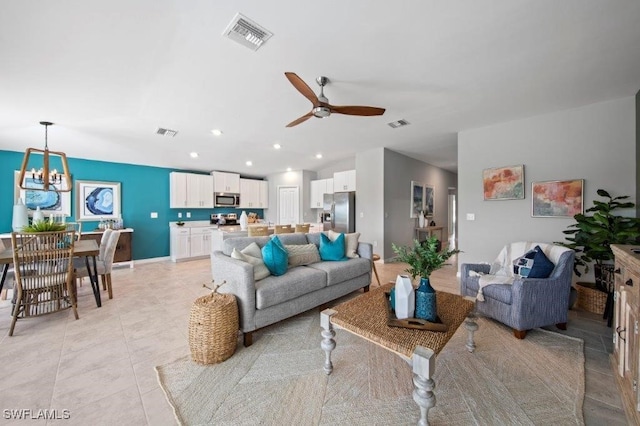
[210,232,373,346]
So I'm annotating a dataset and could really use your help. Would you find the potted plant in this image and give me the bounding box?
[392,236,460,321]
[559,189,640,316]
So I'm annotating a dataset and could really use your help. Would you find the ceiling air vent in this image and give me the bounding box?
[223,13,273,51]
[156,127,178,137]
[388,119,410,129]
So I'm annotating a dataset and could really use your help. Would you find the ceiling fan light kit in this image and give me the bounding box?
[284,72,385,127]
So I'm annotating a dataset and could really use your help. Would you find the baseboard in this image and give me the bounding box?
[130,256,170,266]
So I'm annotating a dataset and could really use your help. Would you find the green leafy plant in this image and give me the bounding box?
[392,236,460,279]
[559,189,640,290]
[22,220,66,232]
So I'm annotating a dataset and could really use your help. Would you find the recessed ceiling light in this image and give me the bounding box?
[273,143,281,149]
[190,152,198,158]
[211,129,223,136]
[286,167,292,172]
[246,160,253,166]
[315,153,323,159]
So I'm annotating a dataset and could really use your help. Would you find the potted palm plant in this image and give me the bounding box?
[559,189,640,316]
[392,236,460,321]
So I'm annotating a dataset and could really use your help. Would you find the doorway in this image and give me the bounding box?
[448,189,457,249]
[278,186,299,225]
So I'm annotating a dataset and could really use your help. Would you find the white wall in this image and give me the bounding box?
[458,96,637,272]
[354,148,385,254]
[316,158,356,179]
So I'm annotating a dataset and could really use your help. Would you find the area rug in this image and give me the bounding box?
[156,311,585,425]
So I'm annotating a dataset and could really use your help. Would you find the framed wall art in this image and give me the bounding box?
[424,184,434,217]
[76,180,121,221]
[531,179,583,218]
[14,170,72,217]
[410,181,424,218]
[483,165,525,200]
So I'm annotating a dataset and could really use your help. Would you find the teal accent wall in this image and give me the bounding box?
[0,150,264,260]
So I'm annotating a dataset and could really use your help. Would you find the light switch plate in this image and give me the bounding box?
[466,213,475,221]
[150,212,158,219]
[178,212,182,218]
[186,212,191,218]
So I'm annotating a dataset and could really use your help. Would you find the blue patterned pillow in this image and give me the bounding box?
[261,235,288,276]
[513,245,554,278]
[319,232,346,261]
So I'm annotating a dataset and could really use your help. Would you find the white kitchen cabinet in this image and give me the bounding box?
[212,171,240,193]
[187,173,213,208]
[309,178,334,208]
[170,226,216,261]
[333,170,356,192]
[170,227,191,261]
[170,172,213,208]
[170,172,189,208]
[240,178,269,209]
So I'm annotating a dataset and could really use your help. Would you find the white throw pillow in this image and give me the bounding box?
[328,230,360,258]
[285,244,321,267]
[231,247,270,281]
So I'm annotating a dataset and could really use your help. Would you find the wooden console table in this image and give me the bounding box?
[415,226,444,242]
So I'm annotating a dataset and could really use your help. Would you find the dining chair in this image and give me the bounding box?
[0,239,15,301]
[65,222,82,241]
[294,224,310,233]
[74,230,121,299]
[248,226,269,237]
[9,230,79,336]
[78,228,113,288]
[274,224,294,234]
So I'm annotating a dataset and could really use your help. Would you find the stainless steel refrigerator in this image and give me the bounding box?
[323,192,356,233]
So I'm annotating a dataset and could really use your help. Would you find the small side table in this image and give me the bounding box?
[371,254,381,286]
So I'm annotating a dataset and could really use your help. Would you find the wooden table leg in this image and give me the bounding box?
[320,309,336,375]
[465,314,479,353]
[412,346,436,426]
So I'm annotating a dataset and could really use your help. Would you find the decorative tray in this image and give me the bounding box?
[384,292,448,332]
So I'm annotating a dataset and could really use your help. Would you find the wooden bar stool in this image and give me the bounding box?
[371,254,381,286]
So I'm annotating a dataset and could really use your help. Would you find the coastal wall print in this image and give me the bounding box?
[76,180,121,221]
[424,184,435,217]
[14,170,71,216]
[531,179,583,217]
[483,165,525,200]
[410,181,424,218]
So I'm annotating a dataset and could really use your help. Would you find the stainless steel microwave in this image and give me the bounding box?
[214,193,240,207]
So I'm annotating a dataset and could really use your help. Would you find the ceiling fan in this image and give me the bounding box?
[284,72,385,127]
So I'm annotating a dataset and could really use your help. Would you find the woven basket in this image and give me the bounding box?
[188,284,239,365]
[575,283,607,314]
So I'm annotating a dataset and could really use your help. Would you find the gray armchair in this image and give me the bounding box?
[460,242,575,339]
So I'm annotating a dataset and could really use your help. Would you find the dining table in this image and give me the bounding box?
[0,239,103,307]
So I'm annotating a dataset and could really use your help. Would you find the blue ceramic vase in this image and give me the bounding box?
[415,277,437,322]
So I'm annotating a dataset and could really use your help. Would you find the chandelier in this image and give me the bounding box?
[18,121,72,193]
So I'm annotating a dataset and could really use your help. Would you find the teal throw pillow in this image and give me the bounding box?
[261,235,288,276]
[319,232,347,261]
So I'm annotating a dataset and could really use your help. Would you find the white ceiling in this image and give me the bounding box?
[1,1,639,176]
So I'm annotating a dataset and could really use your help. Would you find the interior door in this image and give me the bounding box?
[278,186,299,225]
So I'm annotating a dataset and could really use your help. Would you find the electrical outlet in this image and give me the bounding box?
[373,241,378,247]
[178,212,182,218]
[186,212,191,218]
[466,213,475,221]
[360,212,364,218]
[150,212,158,219]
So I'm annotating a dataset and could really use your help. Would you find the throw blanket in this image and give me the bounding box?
[469,271,514,302]
[470,241,566,301]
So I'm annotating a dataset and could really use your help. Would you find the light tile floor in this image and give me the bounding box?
[0,257,629,425]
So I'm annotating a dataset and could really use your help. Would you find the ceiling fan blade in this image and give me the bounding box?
[330,105,386,116]
[285,72,319,105]
[286,112,313,127]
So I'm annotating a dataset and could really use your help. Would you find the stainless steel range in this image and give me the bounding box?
[210,213,239,226]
